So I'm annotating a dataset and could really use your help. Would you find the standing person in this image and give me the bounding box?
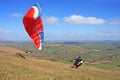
[71,56,83,68]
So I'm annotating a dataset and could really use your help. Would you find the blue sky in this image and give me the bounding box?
[0,0,120,41]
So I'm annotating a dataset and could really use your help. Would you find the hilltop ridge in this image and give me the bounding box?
[0,45,120,80]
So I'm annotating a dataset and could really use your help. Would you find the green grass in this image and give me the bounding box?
[90,60,120,71]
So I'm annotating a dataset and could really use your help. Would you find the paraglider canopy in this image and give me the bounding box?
[23,3,44,50]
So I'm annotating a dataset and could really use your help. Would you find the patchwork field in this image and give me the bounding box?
[0,45,120,80]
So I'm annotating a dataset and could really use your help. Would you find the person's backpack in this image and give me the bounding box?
[77,60,83,66]
[76,59,83,68]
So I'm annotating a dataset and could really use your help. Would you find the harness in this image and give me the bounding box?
[77,60,83,66]
[74,59,83,68]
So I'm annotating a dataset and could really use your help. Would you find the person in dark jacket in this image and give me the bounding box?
[71,56,83,68]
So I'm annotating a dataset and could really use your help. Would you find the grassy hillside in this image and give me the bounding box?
[7,41,120,71]
[0,45,120,80]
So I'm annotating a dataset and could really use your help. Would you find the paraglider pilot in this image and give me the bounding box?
[71,56,83,68]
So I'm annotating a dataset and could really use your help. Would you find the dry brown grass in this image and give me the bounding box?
[0,45,120,80]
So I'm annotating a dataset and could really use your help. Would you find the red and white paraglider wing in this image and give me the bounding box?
[23,3,44,50]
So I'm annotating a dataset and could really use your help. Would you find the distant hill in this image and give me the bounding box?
[0,45,120,80]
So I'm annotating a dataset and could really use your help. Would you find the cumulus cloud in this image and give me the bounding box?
[44,16,59,24]
[64,15,106,24]
[9,13,22,17]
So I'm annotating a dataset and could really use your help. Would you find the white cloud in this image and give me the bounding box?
[44,16,59,24]
[9,13,22,17]
[64,15,106,24]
